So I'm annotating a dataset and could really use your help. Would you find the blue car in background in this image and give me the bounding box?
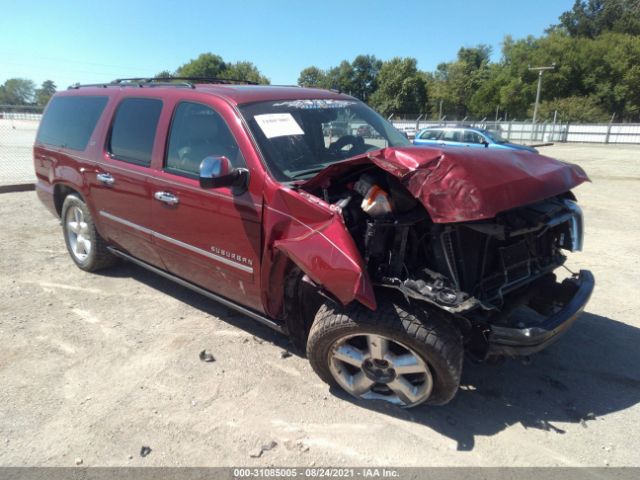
[413,126,538,153]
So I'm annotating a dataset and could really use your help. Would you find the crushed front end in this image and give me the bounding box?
[300,148,594,360]
[363,194,595,359]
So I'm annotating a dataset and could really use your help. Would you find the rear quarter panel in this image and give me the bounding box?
[33,90,118,227]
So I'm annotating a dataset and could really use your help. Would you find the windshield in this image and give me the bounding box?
[239,99,410,181]
[485,129,508,143]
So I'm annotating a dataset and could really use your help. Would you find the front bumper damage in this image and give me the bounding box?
[488,270,594,357]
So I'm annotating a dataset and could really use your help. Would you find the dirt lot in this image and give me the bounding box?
[0,143,639,467]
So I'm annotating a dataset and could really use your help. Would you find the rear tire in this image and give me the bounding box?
[307,297,463,407]
[61,194,118,272]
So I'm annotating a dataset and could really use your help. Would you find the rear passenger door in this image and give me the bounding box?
[461,130,487,148]
[439,129,464,147]
[147,101,263,311]
[88,96,164,267]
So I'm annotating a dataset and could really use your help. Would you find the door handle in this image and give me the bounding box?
[154,191,179,206]
[96,172,115,186]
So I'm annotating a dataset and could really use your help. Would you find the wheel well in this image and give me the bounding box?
[53,184,81,217]
[282,265,324,352]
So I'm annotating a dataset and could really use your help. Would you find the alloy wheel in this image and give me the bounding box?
[65,206,92,262]
[328,333,434,407]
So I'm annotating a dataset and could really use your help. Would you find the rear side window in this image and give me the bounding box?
[37,96,108,151]
[441,130,462,142]
[108,98,162,166]
[463,130,485,144]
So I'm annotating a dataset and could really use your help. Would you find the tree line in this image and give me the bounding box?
[298,0,640,122]
[0,79,56,107]
[2,1,639,122]
[155,53,269,84]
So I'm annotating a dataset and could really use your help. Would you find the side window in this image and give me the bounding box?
[463,130,484,144]
[108,98,162,166]
[419,129,441,140]
[165,102,244,177]
[37,96,108,151]
[441,130,462,142]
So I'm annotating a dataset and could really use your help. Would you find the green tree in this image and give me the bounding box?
[0,78,35,105]
[325,60,356,94]
[297,55,382,100]
[457,45,492,69]
[35,80,57,106]
[467,64,503,118]
[556,0,640,37]
[175,53,227,78]
[622,64,640,118]
[428,45,492,118]
[154,70,174,79]
[351,54,382,102]
[297,66,328,88]
[535,95,609,122]
[222,61,270,84]
[168,53,269,84]
[495,30,640,120]
[369,57,427,116]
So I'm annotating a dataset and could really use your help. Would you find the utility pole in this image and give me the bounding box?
[529,63,555,125]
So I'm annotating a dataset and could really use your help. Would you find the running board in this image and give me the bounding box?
[107,247,287,335]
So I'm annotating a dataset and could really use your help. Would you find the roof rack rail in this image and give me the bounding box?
[68,76,259,90]
[116,76,259,85]
[68,81,195,90]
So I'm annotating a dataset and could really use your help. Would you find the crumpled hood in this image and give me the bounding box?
[302,146,589,223]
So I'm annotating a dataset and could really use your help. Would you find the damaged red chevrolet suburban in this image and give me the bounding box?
[34,79,594,407]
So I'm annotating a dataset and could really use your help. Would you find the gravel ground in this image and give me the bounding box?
[0,143,639,467]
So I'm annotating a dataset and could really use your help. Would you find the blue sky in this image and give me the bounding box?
[1,0,574,90]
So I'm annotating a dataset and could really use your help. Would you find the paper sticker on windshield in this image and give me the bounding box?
[255,113,304,138]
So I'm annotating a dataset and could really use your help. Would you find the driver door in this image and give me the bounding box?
[147,101,263,311]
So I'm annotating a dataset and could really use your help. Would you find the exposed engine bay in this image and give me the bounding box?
[303,164,586,356]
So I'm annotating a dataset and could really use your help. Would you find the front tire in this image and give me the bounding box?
[61,194,117,272]
[307,297,463,407]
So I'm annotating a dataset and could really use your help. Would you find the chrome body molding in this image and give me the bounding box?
[99,210,254,273]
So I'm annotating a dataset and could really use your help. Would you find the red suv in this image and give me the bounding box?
[34,78,594,407]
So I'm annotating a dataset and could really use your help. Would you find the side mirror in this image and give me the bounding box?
[482,140,489,148]
[199,156,248,193]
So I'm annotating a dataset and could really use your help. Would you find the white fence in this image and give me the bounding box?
[0,112,42,121]
[391,119,640,145]
[0,116,40,186]
[2,111,640,187]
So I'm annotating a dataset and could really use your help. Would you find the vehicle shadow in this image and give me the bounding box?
[330,311,640,451]
[100,262,293,350]
[99,264,640,451]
